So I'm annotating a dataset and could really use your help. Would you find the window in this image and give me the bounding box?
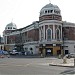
[45,10,47,13]
[47,29,52,41]
[48,10,51,13]
[8,27,12,29]
[48,10,50,13]
[51,10,53,13]
[56,29,60,40]
[54,10,60,14]
[13,27,16,29]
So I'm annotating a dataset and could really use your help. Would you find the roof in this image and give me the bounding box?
[41,3,60,11]
[5,22,17,30]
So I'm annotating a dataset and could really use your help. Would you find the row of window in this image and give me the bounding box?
[6,27,16,30]
[45,10,53,13]
[47,29,60,40]
[40,10,60,15]
[41,28,61,41]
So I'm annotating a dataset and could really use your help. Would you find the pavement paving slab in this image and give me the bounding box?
[49,58,75,67]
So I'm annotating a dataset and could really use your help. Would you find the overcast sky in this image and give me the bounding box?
[0,0,75,36]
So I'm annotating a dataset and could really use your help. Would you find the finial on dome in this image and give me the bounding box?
[11,18,13,23]
[49,0,51,3]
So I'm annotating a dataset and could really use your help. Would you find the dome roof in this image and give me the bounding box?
[5,22,17,30]
[40,3,60,16]
[41,3,60,10]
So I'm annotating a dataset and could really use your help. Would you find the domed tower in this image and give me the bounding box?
[39,3,63,56]
[5,22,17,32]
[3,22,17,45]
[39,3,62,21]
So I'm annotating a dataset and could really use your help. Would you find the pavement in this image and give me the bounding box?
[49,58,75,67]
[12,55,75,67]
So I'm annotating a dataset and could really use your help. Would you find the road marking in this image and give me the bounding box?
[0,63,31,67]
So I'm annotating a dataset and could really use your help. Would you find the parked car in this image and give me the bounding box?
[65,53,75,58]
[3,51,9,55]
[3,51,10,58]
[10,50,19,55]
[0,50,10,58]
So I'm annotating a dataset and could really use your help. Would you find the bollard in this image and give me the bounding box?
[40,53,44,58]
[63,56,67,64]
[58,54,61,59]
[41,53,43,57]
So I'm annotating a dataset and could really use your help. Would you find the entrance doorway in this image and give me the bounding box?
[57,50,61,55]
[46,48,53,56]
[65,50,68,54]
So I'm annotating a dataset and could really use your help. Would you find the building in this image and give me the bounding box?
[0,35,4,50]
[3,3,75,56]
[3,22,17,50]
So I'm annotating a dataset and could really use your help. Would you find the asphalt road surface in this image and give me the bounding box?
[0,57,75,75]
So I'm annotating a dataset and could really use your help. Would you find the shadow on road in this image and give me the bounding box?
[10,55,42,58]
[60,68,75,75]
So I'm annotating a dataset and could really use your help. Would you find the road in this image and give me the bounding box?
[0,57,75,75]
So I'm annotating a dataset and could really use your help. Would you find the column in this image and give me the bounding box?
[43,44,46,57]
[5,36,7,44]
[43,25,45,41]
[39,28,41,41]
[53,24,55,40]
[61,25,62,40]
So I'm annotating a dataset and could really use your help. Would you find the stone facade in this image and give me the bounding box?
[3,3,75,56]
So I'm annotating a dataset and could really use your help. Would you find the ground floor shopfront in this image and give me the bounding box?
[39,44,63,56]
[4,43,64,56]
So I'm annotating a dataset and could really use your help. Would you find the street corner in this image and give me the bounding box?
[49,62,74,67]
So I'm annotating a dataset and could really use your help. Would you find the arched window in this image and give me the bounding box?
[56,29,60,40]
[41,29,43,40]
[47,29,52,41]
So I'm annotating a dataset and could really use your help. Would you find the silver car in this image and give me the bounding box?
[65,53,75,58]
